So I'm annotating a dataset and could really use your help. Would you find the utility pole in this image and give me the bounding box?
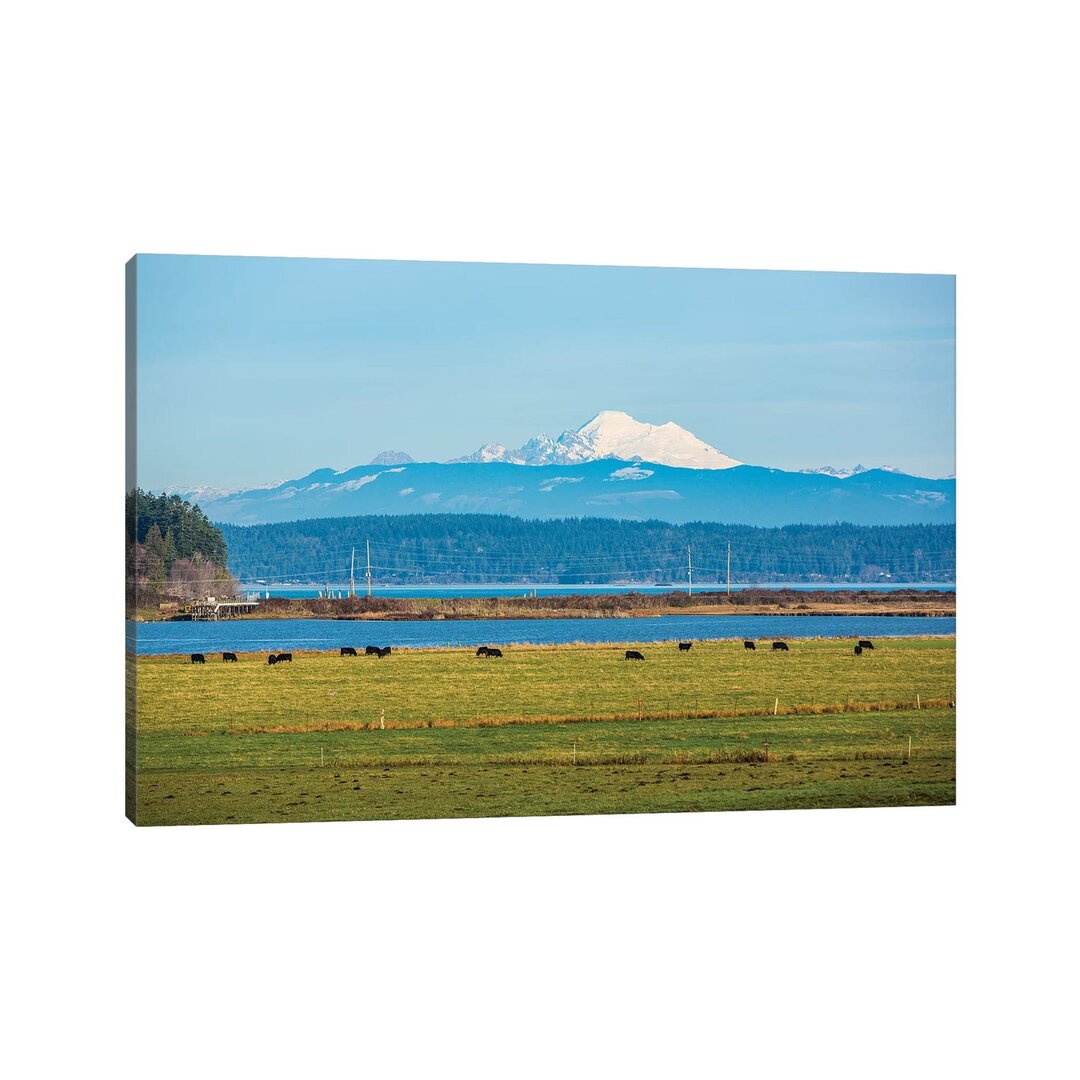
[366,539,372,598]
[350,547,356,598]
[727,540,731,596]
[687,545,693,596]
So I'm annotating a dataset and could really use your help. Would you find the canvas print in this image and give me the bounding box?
[125,256,955,826]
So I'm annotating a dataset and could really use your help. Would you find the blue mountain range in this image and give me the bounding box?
[187,459,955,527]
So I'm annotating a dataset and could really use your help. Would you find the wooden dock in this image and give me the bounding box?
[189,599,260,621]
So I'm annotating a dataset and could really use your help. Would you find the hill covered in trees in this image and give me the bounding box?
[219,514,955,587]
[126,489,236,605]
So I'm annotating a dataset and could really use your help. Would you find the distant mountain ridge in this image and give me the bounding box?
[183,458,955,528]
[168,411,953,527]
[799,464,894,479]
[369,450,415,465]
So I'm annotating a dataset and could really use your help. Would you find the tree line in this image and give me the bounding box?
[219,514,956,585]
[126,489,235,606]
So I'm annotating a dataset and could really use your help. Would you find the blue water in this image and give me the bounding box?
[241,583,955,599]
[132,614,955,655]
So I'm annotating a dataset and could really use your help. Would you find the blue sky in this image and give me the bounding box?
[134,255,955,489]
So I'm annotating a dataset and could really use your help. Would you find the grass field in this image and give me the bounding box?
[129,637,955,825]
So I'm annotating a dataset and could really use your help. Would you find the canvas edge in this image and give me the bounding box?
[125,256,139,825]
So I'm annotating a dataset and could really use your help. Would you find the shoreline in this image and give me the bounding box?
[149,609,954,623]
[135,589,955,623]
[134,633,957,659]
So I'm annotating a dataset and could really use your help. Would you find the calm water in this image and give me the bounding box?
[242,583,955,599]
[133,614,956,655]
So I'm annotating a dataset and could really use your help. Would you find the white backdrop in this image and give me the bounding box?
[3,2,1076,1077]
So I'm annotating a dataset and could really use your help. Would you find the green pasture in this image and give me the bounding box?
[130,637,955,825]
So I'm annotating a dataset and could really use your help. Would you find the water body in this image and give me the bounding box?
[241,583,956,600]
[133,614,956,656]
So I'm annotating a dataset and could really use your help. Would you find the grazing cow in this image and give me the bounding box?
[858,640,874,650]
[190,653,205,664]
[277,652,293,663]
[377,646,391,659]
[340,647,358,656]
[625,650,645,661]
[678,642,693,652]
[222,652,238,663]
[854,645,863,656]
[476,646,490,657]
[772,641,789,651]
[743,640,756,650]
[365,645,380,656]
[486,647,503,658]
[268,654,278,665]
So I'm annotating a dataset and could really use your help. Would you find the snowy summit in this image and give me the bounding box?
[449,410,742,470]
[799,464,905,479]
[369,450,415,466]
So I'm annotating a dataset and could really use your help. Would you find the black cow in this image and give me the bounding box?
[377,646,391,659]
[858,640,874,650]
[678,642,693,652]
[744,640,756,650]
[854,645,863,656]
[486,647,503,658]
[267,654,278,665]
[222,652,238,662]
[476,646,490,656]
[340,647,358,656]
[277,652,293,663]
[772,641,789,651]
[190,653,205,664]
[625,650,645,661]
[365,645,380,656]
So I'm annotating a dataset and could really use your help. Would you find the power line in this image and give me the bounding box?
[226,544,958,576]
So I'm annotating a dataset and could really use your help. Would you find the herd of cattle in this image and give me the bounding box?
[188,639,877,664]
[625,639,873,660]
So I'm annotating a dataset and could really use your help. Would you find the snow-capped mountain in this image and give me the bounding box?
[168,409,955,527]
[168,480,283,503]
[369,450,415,465]
[450,411,741,470]
[800,464,905,479]
[167,483,239,502]
[800,465,871,479]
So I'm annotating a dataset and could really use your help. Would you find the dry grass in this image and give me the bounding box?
[236,588,956,621]
[218,695,956,736]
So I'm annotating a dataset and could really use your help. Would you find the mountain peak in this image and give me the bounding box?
[800,464,870,479]
[573,411,742,469]
[580,409,634,425]
[798,464,913,479]
[369,450,415,466]
[451,411,741,470]
[449,442,514,464]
